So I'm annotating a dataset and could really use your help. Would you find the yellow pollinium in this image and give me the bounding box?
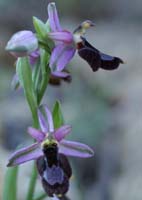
[41,138,57,148]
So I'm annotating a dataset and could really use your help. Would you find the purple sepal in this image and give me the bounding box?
[7,143,43,167]
[54,125,72,142]
[28,127,46,142]
[50,44,75,72]
[48,31,73,43]
[59,139,94,158]
[48,2,62,32]
[55,46,75,71]
[49,44,65,71]
[38,105,54,133]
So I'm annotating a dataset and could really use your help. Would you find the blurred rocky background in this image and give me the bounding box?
[0,0,142,199]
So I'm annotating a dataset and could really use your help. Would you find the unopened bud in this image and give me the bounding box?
[6,30,38,57]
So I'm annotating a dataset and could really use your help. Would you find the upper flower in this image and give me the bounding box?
[48,3,97,75]
[7,105,94,167]
[47,3,76,75]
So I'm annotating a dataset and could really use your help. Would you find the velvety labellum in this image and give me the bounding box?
[36,143,72,197]
[78,37,124,72]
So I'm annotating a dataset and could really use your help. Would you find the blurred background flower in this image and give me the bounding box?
[0,0,142,200]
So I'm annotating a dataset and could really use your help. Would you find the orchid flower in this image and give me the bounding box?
[48,2,123,73]
[7,105,94,197]
[7,105,94,167]
[47,2,76,77]
[47,3,96,75]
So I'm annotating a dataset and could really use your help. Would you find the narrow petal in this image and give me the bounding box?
[7,143,43,167]
[48,31,73,43]
[38,105,54,132]
[59,140,94,158]
[28,127,46,142]
[50,44,75,72]
[54,125,72,142]
[48,2,62,32]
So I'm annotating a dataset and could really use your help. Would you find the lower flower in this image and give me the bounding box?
[7,105,94,197]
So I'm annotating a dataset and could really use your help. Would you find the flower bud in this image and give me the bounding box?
[6,30,38,57]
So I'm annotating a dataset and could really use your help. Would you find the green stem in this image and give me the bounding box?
[2,166,19,200]
[26,80,47,200]
[26,105,39,200]
[37,66,50,105]
[26,163,38,200]
[26,52,50,200]
[32,110,39,129]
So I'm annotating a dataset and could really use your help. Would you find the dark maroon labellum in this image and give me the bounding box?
[78,37,124,72]
[36,143,72,197]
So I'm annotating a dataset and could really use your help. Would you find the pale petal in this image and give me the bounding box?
[7,143,43,167]
[28,127,45,142]
[54,125,72,142]
[48,2,62,32]
[59,140,94,158]
[50,44,75,72]
[49,44,65,71]
[56,46,75,71]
